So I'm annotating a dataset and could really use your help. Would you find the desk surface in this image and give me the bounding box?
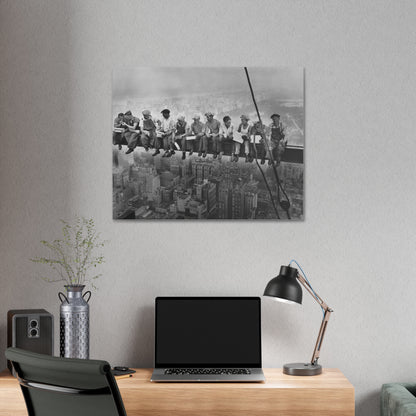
[0,368,354,416]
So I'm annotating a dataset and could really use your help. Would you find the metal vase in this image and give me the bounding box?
[59,285,91,359]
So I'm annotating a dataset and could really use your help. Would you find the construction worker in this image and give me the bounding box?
[237,115,252,162]
[269,113,286,165]
[174,115,188,160]
[218,116,234,161]
[203,112,221,158]
[189,114,205,158]
[155,109,176,157]
[123,110,140,155]
[113,112,125,150]
[140,110,157,151]
[250,120,270,164]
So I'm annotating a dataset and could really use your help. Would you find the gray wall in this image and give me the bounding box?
[1,1,416,414]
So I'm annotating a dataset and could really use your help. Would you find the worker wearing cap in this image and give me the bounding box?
[189,114,205,158]
[218,116,234,161]
[250,120,270,164]
[140,110,157,151]
[203,112,221,159]
[174,115,188,160]
[236,115,252,162]
[155,109,176,157]
[113,112,125,150]
[268,113,286,165]
[123,110,141,155]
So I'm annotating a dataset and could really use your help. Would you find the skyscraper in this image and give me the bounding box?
[231,184,243,219]
[218,184,232,219]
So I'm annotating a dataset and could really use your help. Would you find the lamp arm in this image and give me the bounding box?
[297,274,333,366]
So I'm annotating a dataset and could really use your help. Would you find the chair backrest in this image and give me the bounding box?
[5,347,126,416]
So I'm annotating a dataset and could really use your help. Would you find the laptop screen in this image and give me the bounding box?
[155,297,261,368]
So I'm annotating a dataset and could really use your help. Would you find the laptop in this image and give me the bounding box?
[151,297,265,382]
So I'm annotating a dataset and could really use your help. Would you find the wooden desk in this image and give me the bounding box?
[0,368,354,415]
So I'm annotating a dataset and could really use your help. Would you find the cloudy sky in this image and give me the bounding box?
[112,67,303,102]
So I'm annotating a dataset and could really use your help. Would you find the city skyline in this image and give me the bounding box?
[113,149,303,220]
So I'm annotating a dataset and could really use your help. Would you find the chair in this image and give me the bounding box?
[381,383,416,416]
[5,347,127,416]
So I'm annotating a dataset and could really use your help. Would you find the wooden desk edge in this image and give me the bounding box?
[0,368,354,416]
[0,367,354,385]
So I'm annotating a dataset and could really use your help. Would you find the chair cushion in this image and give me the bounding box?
[381,383,416,416]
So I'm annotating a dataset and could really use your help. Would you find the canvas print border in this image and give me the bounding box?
[112,67,304,220]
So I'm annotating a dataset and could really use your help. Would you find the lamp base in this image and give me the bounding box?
[283,362,322,376]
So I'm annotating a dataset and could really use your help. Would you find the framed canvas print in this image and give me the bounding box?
[112,67,304,220]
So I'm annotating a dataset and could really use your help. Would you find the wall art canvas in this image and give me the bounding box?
[112,67,304,220]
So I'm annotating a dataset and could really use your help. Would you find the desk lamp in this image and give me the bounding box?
[263,264,333,376]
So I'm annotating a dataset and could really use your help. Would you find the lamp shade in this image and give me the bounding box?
[263,265,302,304]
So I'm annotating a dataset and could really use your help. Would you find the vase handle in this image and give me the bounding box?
[58,292,68,303]
[83,291,92,303]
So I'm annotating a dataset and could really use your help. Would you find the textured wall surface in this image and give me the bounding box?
[1,1,416,414]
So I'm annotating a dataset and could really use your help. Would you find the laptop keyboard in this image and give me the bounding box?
[164,368,251,375]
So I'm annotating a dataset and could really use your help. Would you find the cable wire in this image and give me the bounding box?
[252,140,280,219]
[289,259,325,318]
[243,67,292,219]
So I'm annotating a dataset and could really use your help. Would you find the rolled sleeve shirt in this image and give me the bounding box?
[125,115,140,130]
[158,117,176,135]
[219,123,234,138]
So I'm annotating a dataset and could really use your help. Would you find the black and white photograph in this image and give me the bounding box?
[112,67,304,220]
